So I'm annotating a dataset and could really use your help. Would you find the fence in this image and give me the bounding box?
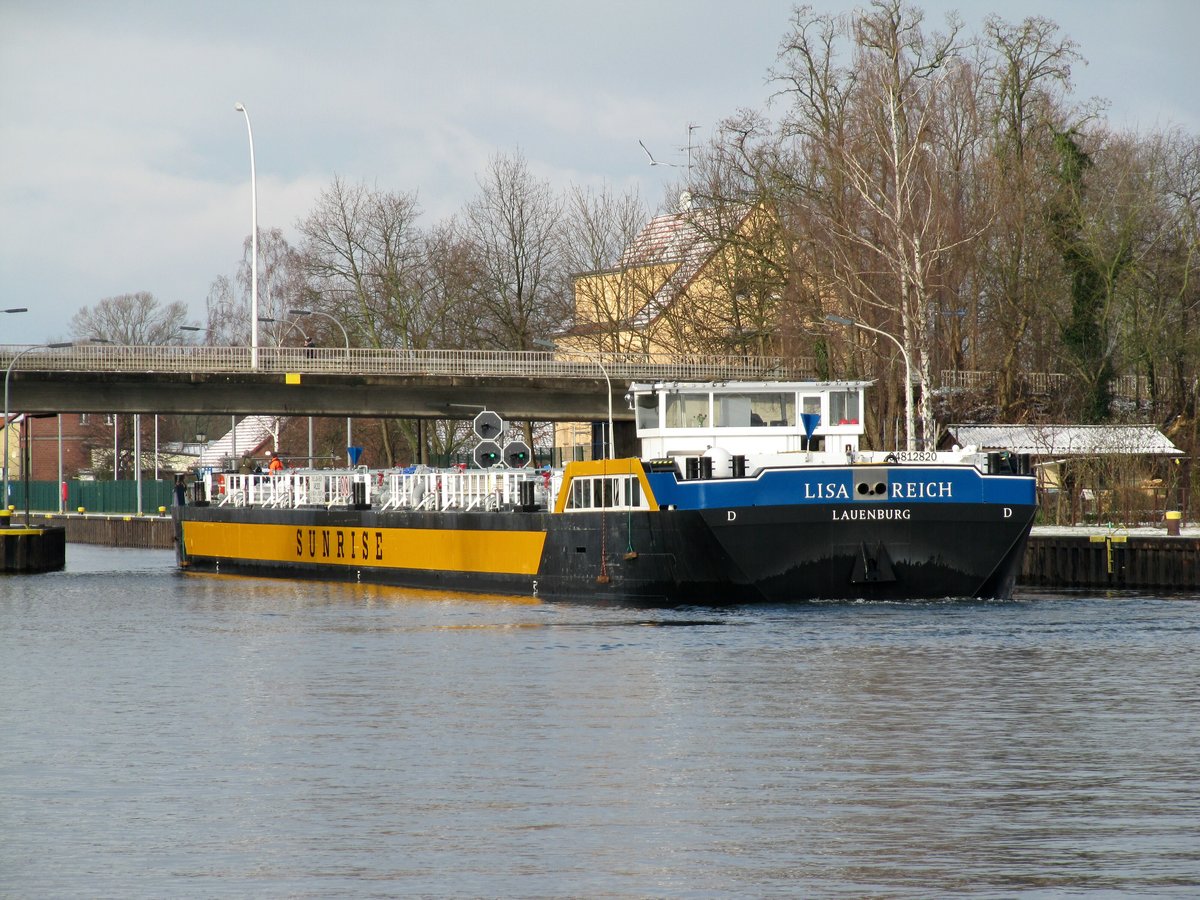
[5,480,175,515]
[0,344,817,382]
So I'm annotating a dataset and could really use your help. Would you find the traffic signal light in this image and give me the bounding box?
[472,410,505,440]
[472,441,502,468]
[504,441,531,468]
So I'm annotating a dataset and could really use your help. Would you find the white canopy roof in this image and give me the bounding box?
[946,424,1182,456]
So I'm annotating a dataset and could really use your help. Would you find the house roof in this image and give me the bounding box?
[621,203,750,326]
[945,424,1183,456]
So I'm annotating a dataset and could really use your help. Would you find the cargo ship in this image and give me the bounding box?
[173,380,1037,604]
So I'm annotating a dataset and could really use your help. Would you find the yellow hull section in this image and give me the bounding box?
[182,520,547,576]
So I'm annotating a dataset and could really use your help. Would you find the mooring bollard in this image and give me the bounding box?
[1165,510,1182,536]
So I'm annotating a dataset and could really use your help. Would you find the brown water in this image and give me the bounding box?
[2,546,1198,897]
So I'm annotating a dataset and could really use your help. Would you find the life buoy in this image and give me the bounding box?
[217,474,226,492]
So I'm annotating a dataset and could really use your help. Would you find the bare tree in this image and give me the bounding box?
[975,14,1080,412]
[295,177,425,465]
[70,291,191,344]
[204,275,243,345]
[296,176,424,350]
[771,0,970,448]
[460,150,566,349]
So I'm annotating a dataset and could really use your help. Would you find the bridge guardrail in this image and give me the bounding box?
[1,344,815,382]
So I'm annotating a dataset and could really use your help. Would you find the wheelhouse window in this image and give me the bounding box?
[665,393,710,428]
[564,474,644,511]
[715,392,796,427]
[635,392,660,430]
[830,390,860,425]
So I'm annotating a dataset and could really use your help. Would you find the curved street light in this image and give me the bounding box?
[288,308,353,453]
[288,308,349,359]
[534,339,614,460]
[234,102,259,371]
[826,314,915,451]
[258,315,309,346]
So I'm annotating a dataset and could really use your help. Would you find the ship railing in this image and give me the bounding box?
[197,467,562,511]
[431,470,515,512]
[373,469,550,512]
[377,472,442,511]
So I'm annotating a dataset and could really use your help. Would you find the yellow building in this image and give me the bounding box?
[563,196,789,358]
[553,196,792,458]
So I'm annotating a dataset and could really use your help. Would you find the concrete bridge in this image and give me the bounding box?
[2,344,813,421]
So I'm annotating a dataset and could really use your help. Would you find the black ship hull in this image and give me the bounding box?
[174,500,1035,606]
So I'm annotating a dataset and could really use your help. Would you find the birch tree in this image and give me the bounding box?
[773,0,970,447]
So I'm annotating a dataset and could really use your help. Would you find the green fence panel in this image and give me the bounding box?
[5,480,175,515]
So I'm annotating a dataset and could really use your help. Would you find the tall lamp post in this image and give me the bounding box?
[826,314,914,451]
[5,341,73,511]
[290,308,352,451]
[234,102,259,371]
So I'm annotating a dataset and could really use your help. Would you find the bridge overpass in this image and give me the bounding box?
[2,345,814,421]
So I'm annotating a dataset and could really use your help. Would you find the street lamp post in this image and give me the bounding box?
[826,314,915,451]
[4,341,73,511]
[534,340,614,460]
[259,316,314,462]
[258,315,308,345]
[234,102,259,371]
[290,308,352,452]
[289,308,349,360]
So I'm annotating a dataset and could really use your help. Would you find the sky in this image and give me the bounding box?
[1,0,1197,345]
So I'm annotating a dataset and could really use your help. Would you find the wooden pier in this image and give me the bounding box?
[19,512,175,551]
[1022,529,1200,590]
